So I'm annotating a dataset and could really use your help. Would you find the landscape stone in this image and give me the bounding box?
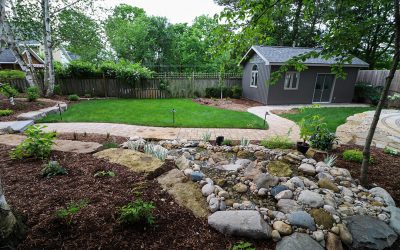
[347,215,398,249]
[369,187,396,207]
[254,174,279,189]
[388,206,400,234]
[275,190,293,200]
[316,172,334,181]
[277,199,302,214]
[313,230,324,242]
[267,161,293,177]
[288,177,305,188]
[209,197,220,212]
[298,163,316,175]
[202,183,215,196]
[318,178,339,193]
[235,159,252,167]
[233,183,248,193]
[273,221,292,235]
[287,211,317,231]
[298,190,324,207]
[190,172,204,181]
[270,185,288,197]
[326,232,343,250]
[271,230,281,242]
[310,208,334,229]
[276,233,323,250]
[175,155,191,170]
[217,164,242,172]
[208,210,272,239]
[337,224,352,245]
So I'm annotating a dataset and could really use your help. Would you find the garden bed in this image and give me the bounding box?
[0,145,274,249]
[194,98,262,112]
[0,99,54,121]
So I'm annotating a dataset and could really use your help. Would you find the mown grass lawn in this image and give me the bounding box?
[41,99,267,129]
[280,107,374,132]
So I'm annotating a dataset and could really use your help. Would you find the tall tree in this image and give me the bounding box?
[361,0,400,185]
[42,0,55,96]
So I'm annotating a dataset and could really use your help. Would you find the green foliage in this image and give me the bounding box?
[353,83,382,105]
[323,154,338,167]
[94,170,116,178]
[143,143,168,161]
[0,70,25,80]
[205,86,242,99]
[222,139,233,146]
[240,137,250,146]
[384,147,399,156]
[261,135,294,149]
[343,149,373,163]
[118,199,156,225]
[41,161,68,177]
[55,199,89,224]
[201,131,211,142]
[309,127,338,151]
[53,84,62,95]
[64,60,99,78]
[99,60,153,82]
[26,86,39,101]
[0,84,19,98]
[68,94,80,101]
[10,125,56,160]
[102,142,119,149]
[231,241,255,250]
[231,85,242,99]
[0,109,13,116]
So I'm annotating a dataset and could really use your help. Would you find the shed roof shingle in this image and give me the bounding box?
[0,49,17,63]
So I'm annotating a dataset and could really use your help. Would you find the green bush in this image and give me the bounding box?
[10,125,56,160]
[231,85,242,99]
[205,86,241,98]
[53,84,62,95]
[384,146,399,156]
[343,149,373,163]
[205,86,220,98]
[55,199,89,224]
[0,70,25,80]
[353,83,382,105]
[309,127,338,151]
[65,60,99,78]
[0,83,19,98]
[41,161,68,177]
[118,199,156,225]
[26,86,39,101]
[222,139,233,146]
[261,135,294,149]
[0,109,13,116]
[231,241,255,250]
[68,94,80,101]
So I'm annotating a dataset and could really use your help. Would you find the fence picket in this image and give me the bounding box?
[357,70,400,93]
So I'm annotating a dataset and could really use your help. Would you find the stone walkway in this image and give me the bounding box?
[337,109,400,150]
[38,122,274,141]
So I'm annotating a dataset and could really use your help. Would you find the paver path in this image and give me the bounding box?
[37,122,275,141]
[337,109,400,150]
[0,134,102,153]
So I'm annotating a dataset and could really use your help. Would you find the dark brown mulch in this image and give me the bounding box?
[0,145,274,250]
[332,145,400,205]
[193,98,263,112]
[0,100,54,121]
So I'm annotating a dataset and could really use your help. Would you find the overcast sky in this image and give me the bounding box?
[101,0,224,24]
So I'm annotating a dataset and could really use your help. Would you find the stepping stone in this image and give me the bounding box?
[208,210,272,239]
[0,120,34,133]
[17,102,67,121]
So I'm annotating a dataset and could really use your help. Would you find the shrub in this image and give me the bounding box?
[55,199,89,224]
[222,139,233,146]
[68,94,79,101]
[65,60,99,78]
[118,199,155,225]
[0,109,13,116]
[231,85,242,99]
[323,154,337,167]
[41,161,68,177]
[0,70,25,80]
[353,83,382,105]
[261,135,293,149]
[143,143,168,161]
[343,149,373,163]
[201,131,211,142]
[231,241,255,250]
[384,146,399,156]
[10,125,56,160]
[205,86,220,98]
[26,86,39,101]
[240,137,250,146]
[94,170,116,178]
[309,127,338,151]
[53,84,62,95]
[103,141,119,149]
[0,83,19,98]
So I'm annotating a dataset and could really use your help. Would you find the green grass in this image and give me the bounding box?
[40,99,267,129]
[280,107,374,132]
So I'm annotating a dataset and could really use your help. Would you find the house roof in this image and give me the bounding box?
[239,46,369,67]
[0,48,17,63]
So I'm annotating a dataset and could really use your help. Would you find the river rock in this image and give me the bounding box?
[175,155,191,170]
[202,183,215,196]
[209,197,220,212]
[298,190,324,208]
[275,190,293,200]
[369,187,396,207]
[288,177,305,188]
[326,232,343,250]
[318,178,339,193]
[271,185,289,197]
[208,210,272,239]
[273,221,293,235]
[272,230,281,242]
[337,224,352,245]
[267,161,293,177]
[276,233,323,250]
[287,211,317,231]
[277,199,302,214]
[233,183,248,193]
[254,174,279,189]
[298,163,316,175]
[388,206,400,234]
[347,215,398,249]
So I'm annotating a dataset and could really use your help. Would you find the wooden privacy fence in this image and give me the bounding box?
[7,72,243,98]
[357,70,400,93]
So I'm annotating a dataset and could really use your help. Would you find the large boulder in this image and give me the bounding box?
[347,215,398,250]
[276,233,323,250]
[267,161,293,177]
[369,187,396,207]
[388,206,400,234]
[208,210,272,239]
[298,190,324,208]
[287,211,316,231]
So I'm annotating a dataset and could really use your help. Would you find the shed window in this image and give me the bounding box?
[250,65,258,87]
[284,72,300,90]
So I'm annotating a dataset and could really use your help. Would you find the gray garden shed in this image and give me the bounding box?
[239,46,369,105]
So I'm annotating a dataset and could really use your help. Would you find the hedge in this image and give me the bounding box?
[0,70,25,80]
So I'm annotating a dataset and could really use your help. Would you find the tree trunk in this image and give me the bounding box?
[292,0,303,47]
[0,0,36,87]
[360,0,400,186]
[42,0,55,97]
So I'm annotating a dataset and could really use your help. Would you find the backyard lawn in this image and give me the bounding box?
[41,99,267,129]
[280,107,374,132]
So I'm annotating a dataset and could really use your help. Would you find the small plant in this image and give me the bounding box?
[201,131,211,142]
[0,83,18,98]
[55,199,89,224]
[68,94,79,101]
[261,135,293,149]
[0,109,13,116]
[41,161,68,177]
[309,127,338,151]
[384,146,399,156]
[26,86,39,101]
[10,125,56,160]
[118,199,155,225]
[343,149,373,163]
[222,139,233,146]
[53,84,62,95]
[84,93,91,98]
[94,170,115,178]
[144,143,168,161]
[240,137,250,146]
[323,154,337,167]
[231,241,255,250]
[126,139,146,151]
[103,141,119,149]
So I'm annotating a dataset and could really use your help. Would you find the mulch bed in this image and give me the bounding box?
[56,132,128,145]
[194,98,262,111]
[0,100,54,122]
[0,145,274,250]
[332,145,400,205]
